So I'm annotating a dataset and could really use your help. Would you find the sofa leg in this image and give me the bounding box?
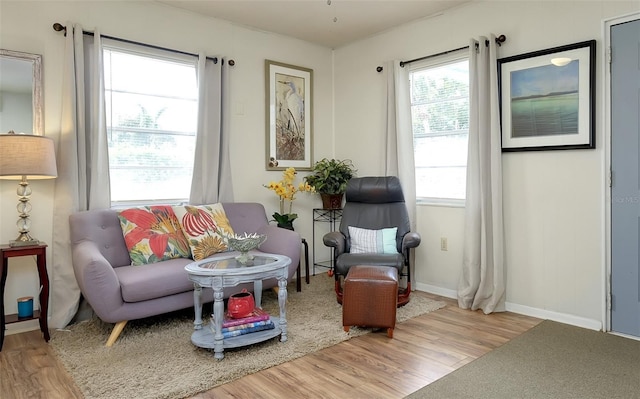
[106,320,128,347]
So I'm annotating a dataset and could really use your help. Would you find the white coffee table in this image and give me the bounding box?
[185,252,290,360]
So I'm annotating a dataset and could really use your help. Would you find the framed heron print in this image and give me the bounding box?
[498,40,596,151]
[265,60,313,170]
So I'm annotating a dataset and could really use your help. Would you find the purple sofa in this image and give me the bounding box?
[69,202,301,346]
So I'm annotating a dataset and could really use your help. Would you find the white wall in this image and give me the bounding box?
[0,0,333,332]
[333,0,639,329]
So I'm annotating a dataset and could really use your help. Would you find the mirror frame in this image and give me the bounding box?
[0,49,43,134]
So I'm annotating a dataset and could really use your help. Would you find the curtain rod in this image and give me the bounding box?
[52,23,235,66]
[376,34,506,72]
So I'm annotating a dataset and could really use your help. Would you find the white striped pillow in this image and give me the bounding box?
[348,226,398,254]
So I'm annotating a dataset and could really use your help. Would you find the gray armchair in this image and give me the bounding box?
[323,176,420,306]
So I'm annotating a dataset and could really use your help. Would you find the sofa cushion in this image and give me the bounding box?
[114,258,194,302]
[173,203,235,260]
[348,226,398,254]
[117,205,191,266]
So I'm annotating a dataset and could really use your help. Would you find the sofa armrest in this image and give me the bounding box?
[72,240,126,323]
[256,224,301,279]
[323,231,346,257]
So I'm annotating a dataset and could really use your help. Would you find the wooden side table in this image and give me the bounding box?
[0,243,50,351]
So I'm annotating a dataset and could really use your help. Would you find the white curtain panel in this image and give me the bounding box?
[189,54,234,204]
[458,35,506,313]
[385,60,418,286]
[384,60,417,229]
[50,24,111,328]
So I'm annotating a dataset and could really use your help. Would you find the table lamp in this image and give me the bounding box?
[0,132,58,247]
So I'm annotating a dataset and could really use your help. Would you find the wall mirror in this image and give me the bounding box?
[0,49,43,135]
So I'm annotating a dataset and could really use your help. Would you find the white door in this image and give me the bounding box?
[611,17,640,337]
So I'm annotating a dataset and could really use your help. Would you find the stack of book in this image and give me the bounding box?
[220,308,275,338]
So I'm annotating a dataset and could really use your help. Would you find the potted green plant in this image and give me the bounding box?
[303,158,356,209]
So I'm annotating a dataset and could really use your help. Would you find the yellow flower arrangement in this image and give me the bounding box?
[264,167,315,228]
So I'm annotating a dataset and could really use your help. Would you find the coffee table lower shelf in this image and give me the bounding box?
[191,316,282,350]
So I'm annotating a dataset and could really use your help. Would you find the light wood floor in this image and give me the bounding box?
[1,292,541,399]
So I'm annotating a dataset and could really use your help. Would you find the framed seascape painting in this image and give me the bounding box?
[265,60,313,170]
[498,40,596,151]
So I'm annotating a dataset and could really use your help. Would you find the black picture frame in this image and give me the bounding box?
[498,40,596,152]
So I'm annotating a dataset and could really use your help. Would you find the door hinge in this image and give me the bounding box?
[607,46,612,66]
[609,169,613,188]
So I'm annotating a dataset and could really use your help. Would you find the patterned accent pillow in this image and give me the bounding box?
[173,204,235,260]
[348,226,398,254]
[117,205,191,266]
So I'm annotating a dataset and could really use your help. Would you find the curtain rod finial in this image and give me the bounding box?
[53,22,67,36]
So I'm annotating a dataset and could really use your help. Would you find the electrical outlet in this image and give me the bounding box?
[440,237,448,251]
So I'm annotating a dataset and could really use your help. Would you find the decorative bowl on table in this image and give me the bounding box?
[227,233,267,265]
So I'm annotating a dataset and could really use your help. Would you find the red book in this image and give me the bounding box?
[221,308,270,328]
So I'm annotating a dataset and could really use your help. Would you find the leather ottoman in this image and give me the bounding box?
[342,265,398,338]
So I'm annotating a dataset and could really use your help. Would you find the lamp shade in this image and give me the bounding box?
[0,133,57,180]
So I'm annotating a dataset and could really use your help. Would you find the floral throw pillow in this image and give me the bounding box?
[117,206,191,266]
[173,204,235,260]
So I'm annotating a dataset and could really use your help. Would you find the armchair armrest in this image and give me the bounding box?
[323,231,346,257]
[71,240,125,323]
[401,232,421,252]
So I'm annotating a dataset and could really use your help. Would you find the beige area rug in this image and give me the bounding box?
[406,320,640,399]
[51,274,445,399]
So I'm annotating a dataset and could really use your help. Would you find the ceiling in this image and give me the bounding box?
[156,0,471,48]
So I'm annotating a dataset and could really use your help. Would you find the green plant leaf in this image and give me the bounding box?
[302,158,356,194]
[272,212,298,224]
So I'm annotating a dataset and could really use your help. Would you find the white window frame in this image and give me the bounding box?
[409,51,469,207]
[103,39,198,207]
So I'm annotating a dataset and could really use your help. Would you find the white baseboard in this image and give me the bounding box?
[5,319,39,335]
[416,282,457,299]
[505,302,602,331]
[415,283,602,331]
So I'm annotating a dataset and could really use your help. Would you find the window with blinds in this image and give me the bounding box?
[410,56,469,202]
[104,44,198,205]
